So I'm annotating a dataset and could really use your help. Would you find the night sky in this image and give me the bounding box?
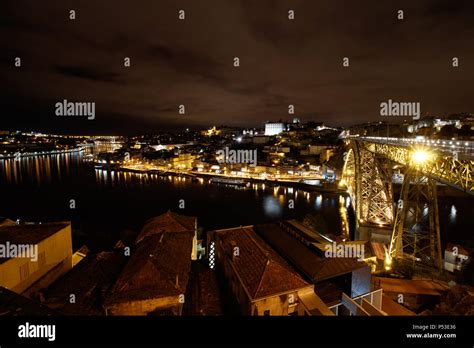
[1,0,474,134]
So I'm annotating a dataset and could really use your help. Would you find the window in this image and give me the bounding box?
[20,263,29,281]
[209,242,215,269]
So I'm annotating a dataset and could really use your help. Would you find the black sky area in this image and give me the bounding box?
[1,0,474,135]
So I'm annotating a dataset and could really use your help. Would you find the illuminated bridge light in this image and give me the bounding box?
[411,149,435,165]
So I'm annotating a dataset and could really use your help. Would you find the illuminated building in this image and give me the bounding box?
[0,221,73,296]
[264,122,286,136]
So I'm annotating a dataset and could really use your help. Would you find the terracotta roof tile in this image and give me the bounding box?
[254,223,367,282]
[135,211,196,244]
[105,232,193,305]
[216,227,309,300]
[45,251,126,315]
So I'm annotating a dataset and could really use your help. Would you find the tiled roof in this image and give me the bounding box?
[254,223,367,282]
[0,286,58,316]
[45,251,126,315]
[184,261,222,315]
[105,232,193,305]
[135,211,196,244]
[446,243,470,256]
[216,227,309,300]
[0,222,70,244]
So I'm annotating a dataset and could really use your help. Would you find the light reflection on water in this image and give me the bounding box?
[0,152,83,186]
[93,165,355,236]
[0,152,470,245]
[263,196,282,218]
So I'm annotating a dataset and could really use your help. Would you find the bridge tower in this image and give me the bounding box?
[387,153,442,271]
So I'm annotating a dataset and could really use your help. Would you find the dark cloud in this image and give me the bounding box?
[1,0,474,134]
[54,65,122,83]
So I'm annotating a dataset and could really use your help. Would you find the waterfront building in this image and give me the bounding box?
[44,251,126,315]
[104,211,197,315]
[208,226,333,316]
[0,221,72,296]
[172,153,195,170]
[253,222,388,316]
[444,243,470,272]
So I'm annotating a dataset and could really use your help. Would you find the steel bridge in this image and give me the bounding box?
[341,137,473,271]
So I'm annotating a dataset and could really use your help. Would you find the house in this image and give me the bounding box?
[253,222,372,305]
[444,243,470,272]
[208,226,332,316]
[104,211,197,315]
[44,251,126,315]
[0,221,72,296]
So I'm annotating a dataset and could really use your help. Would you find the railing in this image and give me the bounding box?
[351,138,474,194]
[328,288,383,316]
[359,136,474,157]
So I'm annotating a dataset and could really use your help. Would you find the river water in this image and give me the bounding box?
[0,151,472,251]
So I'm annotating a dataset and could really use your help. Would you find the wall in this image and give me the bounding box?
[0,224,72,295]
[251,291,302,316]
[351,266,372,298]
[106,296,182,316]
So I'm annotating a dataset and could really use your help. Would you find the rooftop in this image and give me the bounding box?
[135,210,196,244]
[254,223,367,283]
[0,222,70,245]
[446,243,470,256]
[183,261,222,316]
[214,226,310,300]
[45,251,126,315]
[0,286,58,316]
[106,232,194,305]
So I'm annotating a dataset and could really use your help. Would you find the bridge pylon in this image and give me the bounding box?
[386,157,442,271]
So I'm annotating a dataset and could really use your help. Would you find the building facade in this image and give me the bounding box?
[208,226,328,315]
[0,222,72,295]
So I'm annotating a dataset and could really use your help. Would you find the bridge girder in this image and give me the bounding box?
[341,142,394,226]
[345,138,464,272]
[359,141,474,195]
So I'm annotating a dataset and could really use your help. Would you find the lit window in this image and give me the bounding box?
[209,242,216,269]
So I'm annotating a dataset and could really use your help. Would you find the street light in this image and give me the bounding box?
[411,149,435,165]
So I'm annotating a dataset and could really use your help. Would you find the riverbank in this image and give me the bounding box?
[93,164,347,194]
[0,146,85,159]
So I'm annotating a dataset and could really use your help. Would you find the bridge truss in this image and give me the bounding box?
[341,139,473,271]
